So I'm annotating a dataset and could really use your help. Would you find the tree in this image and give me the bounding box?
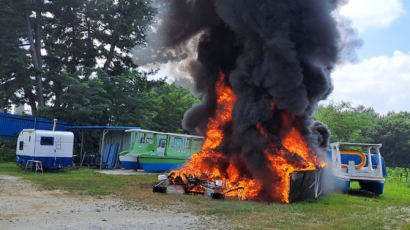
[150,84,200,133]
[1,0,200,135]
[315,102,410,167]
[314,102,377,143]
[0,0,41,112]
[365,112,410,167]
[0,0,156,114]
[37,69,164,127]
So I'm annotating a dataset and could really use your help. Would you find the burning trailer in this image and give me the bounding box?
[137,0,346,203]
[154,169,323,203]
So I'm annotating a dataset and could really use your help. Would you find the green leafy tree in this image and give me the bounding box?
[37,69,164,126]
[365,112,410,167]
[150,84,200,133]
[314,102,377,143]
[0,0,43,112]
[315,102,409,167]
[0,0,156,114]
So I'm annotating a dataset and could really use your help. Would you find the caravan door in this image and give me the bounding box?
[16,130,35,165]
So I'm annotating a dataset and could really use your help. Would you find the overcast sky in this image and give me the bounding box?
[326,0,410,113]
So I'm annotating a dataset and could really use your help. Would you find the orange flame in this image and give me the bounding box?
[169,71,323,203]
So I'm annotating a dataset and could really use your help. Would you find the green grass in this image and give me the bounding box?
[0,162,157,196]
[1,162,409,229]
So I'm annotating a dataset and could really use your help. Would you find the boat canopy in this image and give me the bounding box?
[166,133,204,139]
[331,142,382,148]
[125,129,204,139]
[126,129,167,135]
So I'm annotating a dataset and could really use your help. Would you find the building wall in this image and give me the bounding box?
[102,131,132,153]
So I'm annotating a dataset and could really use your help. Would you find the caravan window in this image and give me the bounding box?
[19,141,24,150]
[40,136,54,146]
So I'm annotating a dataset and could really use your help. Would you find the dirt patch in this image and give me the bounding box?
[0,175,208,230]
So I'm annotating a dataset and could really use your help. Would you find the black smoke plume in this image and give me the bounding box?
[145,0,344,200]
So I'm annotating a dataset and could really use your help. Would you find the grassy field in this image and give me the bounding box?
[0,162,409,230]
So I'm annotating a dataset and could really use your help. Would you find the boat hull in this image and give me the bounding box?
[139,156,187,172]
[119,154,140,170]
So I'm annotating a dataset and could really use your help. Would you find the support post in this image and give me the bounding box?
[79,131,84,166]
[367,147,373,172]
[116,131,124,168]
[376,146,383,177]
[100,129,108,170]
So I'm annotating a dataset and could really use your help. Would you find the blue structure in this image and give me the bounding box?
[101,143,119,169]
[0,112,71,140]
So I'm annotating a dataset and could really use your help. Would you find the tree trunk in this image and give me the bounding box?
[24,87,38,115]
[25,3,45,108]
[103,34,118,72]
[34,0,45,107]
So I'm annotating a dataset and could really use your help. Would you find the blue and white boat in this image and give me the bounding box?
[119,153,140,170]
[328,142,387,194]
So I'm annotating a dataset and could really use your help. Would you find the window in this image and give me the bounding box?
[171,137,185,148]
[40,136,54,146]
[137,133,154,144]
[159,139,167,148]
[19,141,24,150]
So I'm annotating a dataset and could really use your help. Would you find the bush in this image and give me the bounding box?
[0,139,16,162]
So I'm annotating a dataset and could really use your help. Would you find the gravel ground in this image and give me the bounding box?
[0,175,208,230]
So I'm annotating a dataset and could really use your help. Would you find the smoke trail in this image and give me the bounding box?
[138,0,351,199]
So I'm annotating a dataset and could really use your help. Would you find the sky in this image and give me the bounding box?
[327,0,410,113]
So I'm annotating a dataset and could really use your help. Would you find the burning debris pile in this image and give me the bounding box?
[147,0,342,203]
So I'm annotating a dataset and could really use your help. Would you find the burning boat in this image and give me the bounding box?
[153,72,325,203]
[137,0,346,203]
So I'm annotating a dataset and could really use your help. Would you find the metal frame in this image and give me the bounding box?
[330,142,385,182]
[69,126,141,169]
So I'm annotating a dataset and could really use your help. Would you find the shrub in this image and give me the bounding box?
[0,139,16,162]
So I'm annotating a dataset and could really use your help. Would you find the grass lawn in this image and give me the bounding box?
[1,162,409,229]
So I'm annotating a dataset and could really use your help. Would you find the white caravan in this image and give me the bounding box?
[16,129,74,169]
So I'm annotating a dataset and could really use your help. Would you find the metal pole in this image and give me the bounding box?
[52,119,57,131]
[100,129,108,170]
[376,146,383,177]
[116,131,124,168]
[79,131,84,166]
[367,147,373,172]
